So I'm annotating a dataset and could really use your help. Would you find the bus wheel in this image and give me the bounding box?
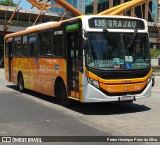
[57,80,70,106]
[18,74,25,93]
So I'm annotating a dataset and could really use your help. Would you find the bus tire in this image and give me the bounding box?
[55,79,70,106]
[18,73,25,93]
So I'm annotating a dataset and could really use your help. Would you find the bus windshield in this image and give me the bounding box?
[86,32,150,70]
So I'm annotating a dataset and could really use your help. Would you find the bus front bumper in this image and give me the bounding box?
[84,80,152,103]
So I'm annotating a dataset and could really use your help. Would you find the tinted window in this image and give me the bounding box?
[22,35,28,57]
[39,31,52,57]
[29,35,37,57]
[53,29,64,57]
[5,40,8,57]
[14,37,22,56]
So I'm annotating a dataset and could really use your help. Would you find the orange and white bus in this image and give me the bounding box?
[4,15,152,106]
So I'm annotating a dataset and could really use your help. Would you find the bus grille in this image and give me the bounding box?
[87,66,151,80]
[101,72,148,79]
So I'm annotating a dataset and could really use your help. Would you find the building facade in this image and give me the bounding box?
[158,0,160,23]
[50,0,85,14]
[85,0,93,5]
[152,0,158,22]
[85,0,155,22]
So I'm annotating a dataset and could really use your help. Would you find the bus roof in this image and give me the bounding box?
[5,16,81,38]
[26,21,58,30]
[5,15,147,38]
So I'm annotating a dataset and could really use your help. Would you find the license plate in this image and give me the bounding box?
[119,95,135,101]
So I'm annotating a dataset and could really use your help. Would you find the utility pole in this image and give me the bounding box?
[33,0,49,25]
[93,0,98,14]
[4,0,21,34]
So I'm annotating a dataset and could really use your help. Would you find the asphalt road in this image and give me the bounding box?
[0,68,160,145]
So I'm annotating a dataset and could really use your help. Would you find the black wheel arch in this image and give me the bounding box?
[54,77,67,97]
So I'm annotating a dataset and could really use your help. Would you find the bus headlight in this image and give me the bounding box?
[88,78,99,88]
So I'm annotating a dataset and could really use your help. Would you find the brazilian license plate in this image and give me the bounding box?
[119,96,135,101]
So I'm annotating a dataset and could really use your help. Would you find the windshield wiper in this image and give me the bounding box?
[127,29,138,49]
[103,29,112,45]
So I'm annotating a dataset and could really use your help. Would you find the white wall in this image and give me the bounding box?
[0,25,26,33]
[151,59,159,66]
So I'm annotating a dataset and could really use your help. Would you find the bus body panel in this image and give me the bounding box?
[11,57,67,97]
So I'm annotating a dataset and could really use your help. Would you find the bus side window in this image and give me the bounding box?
[29,35,37,57]
[53,29,64,57]
[5,40,8,57]
[39,30,52,57]
[14,37,22,57]
[22,35,28,57]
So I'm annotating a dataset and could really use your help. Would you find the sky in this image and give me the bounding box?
[13,0,34,10]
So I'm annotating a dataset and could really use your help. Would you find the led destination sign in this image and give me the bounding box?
[89,18,145,29]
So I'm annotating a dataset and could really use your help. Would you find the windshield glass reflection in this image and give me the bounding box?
[86,32,150,70]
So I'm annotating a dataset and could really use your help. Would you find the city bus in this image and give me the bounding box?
[4,15,152,106]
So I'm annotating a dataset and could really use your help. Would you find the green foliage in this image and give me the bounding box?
[150,48,160,58]
[152,67,160,75]
[0,0,16,6]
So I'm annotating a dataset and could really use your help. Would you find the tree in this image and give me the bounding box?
[150,48,160,58]
[0,0,16,6]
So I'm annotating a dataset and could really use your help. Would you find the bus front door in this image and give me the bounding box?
[66,31,80,100]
